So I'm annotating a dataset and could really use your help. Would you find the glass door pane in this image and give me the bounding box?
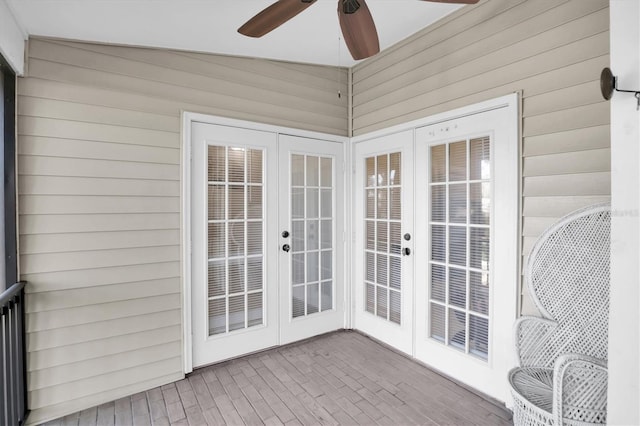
[207,145,264,335]
[364,152,402,325]
[428,137,491,360]
[290,154,334,319]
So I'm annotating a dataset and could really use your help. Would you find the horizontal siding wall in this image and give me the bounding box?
[18,38,348,424]
[352,0,610,315]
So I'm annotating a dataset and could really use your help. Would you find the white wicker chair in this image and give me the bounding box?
[508,203,610,426]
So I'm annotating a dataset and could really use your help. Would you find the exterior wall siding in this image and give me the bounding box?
[18,37,348,424]
[351,0,610,315]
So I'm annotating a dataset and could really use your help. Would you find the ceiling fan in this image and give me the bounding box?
[238,0,479,61]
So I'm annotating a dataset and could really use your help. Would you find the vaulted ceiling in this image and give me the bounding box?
[6,0,463,67]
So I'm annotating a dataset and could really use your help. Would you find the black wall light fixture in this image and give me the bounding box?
[600,67,640,110]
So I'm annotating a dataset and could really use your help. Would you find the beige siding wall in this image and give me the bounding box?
[18,38,348,424]
[352,0,611,315]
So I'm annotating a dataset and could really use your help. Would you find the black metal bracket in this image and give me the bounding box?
[600,67,640,110]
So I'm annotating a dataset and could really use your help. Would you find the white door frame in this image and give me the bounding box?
[182,112,348,374]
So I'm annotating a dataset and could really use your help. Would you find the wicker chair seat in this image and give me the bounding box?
[509,368,554,425]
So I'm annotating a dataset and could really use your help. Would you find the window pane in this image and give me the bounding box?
[292,286,305,318]
[228,148,245,183]
[228,185,245,220]
[470,137,490,180]
[449,141,466,181]
[366,283,375,314]
[377,154,388,186]
[389,152,401,185]
[321,220,332,249]
[376,254,388,286]
[306,188,319,218]
[430,145,445,183]
[208,223,225,259]
[307,251,319,283]
[377,286,388,319]
[208,299,226,335]
[389,290,401,324]
[292,188,304,219]
[377,188,388,219]
[449,184,467,223]
[247,292,263,327]
[247,149,263,184]
[430,303,445,342]
[449,267,466,308]
[307,283,319,314]
[366,220,375,250]
[470,183,490,225]
[307,220,319,251]
[431,185,445,222]
[376,221,388,253]
[431,225,445,263]
[228,259,245,294]
[389,256,401,290]
[448,308,466,351]
[208,145,225,182]
[389,222,401,255]
[292,154,304,186]
[228,222,244,257]
[469,315,489,360]
[306,156,319,187]
[320,157,332,187]
[366,157,376,187]
[247,258,262,292]
[247,186,262,220]
[390,188,401,220]
[449,226,467,266]
[470,271,489,315]
[430,264,445,302]
[321,251,332,280]
[292,220,305,252]
[470,227,490,270]
[208,260,225,298]
[321,281,333,311]
[228,295,245,331]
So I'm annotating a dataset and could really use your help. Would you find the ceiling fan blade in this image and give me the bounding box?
[238,0,317,38]
[421,0,480,4]
[338,0,380,60]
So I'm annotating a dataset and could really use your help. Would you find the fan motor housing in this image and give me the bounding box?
[342,0,361,14]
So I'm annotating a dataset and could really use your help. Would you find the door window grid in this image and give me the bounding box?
[428,138,491,360]
[291,154,334,318]
[364,153,402,325]
[207,145,264,335]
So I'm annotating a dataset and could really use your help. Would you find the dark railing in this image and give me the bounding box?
[1,281,28,426]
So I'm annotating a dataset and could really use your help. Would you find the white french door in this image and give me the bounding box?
[353,130,414,355]
[278,135,344,345]
[190,122,345,368]
[191,122,279,367]
[414,107,517,402]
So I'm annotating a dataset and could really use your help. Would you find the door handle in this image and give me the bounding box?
[403,247,411,256]
[282,244,291,253]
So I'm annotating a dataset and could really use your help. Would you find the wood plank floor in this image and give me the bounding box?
[42,331,512,426]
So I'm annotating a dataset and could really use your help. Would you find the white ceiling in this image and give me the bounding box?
[6,0,463,67]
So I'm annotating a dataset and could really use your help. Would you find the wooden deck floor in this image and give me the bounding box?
[43,331,512,426]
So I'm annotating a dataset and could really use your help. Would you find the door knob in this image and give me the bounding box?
[282,230,290,238]
[403,247,411,256]
[282,244,291,252]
